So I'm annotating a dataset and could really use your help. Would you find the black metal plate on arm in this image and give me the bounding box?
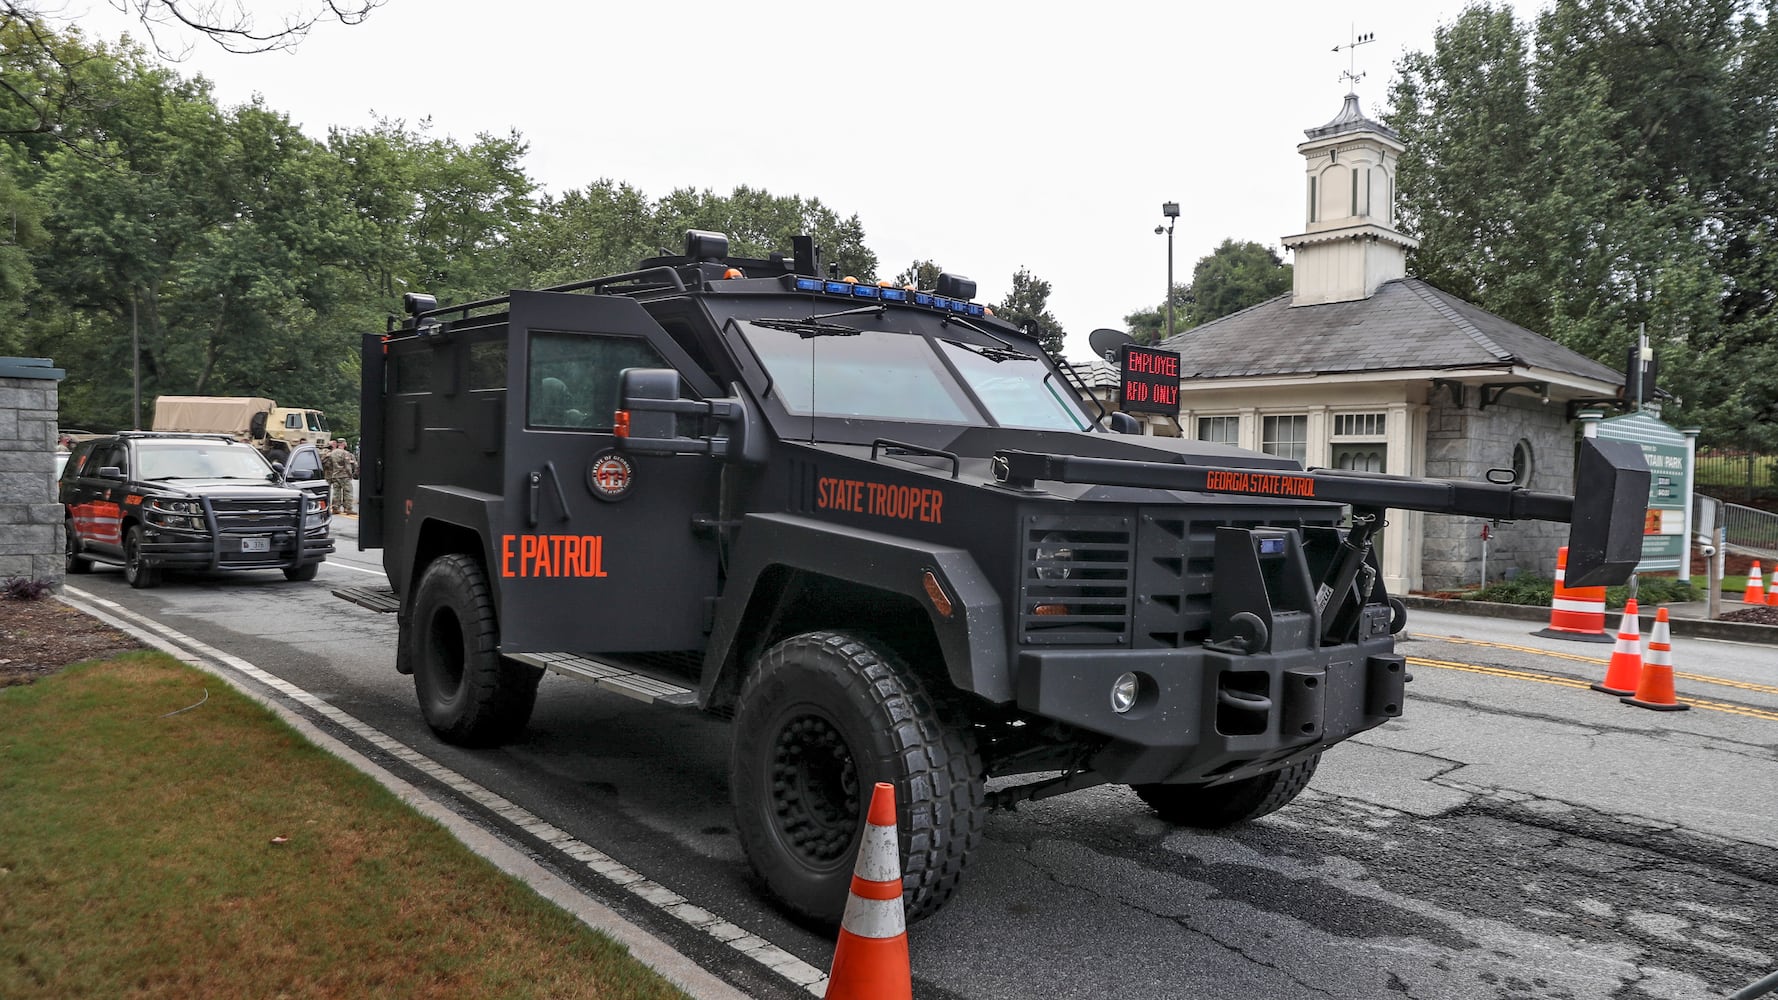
[1564,437,1652,588]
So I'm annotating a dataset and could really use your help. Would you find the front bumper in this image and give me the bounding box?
[140,526,333,572]
[1015,637,1405,785]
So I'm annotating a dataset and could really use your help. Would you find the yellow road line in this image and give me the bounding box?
[1404,656,1778,723]
[1415,633,1778,697]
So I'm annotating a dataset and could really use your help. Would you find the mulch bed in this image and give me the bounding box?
[1720,604,1778,626]
[0,596,142,687]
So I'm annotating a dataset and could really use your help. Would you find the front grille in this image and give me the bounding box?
[1018,515,1133,646]
[1133,505,1343,648]
[208,496,300,532]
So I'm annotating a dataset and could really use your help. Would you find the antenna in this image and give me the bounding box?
[1332,26,1375,90]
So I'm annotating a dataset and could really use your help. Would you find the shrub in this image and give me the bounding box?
[1463,573,1700,608]
[2,576,55,601]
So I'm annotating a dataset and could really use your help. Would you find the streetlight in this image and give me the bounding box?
[1158,201,1179,341]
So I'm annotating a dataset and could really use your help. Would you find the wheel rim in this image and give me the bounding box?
[124,532,140,581]
[770,713,862,866]
[65,522,77,570]
[426,605,466,696]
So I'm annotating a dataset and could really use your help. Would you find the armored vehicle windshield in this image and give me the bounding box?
[735,319,1093,431]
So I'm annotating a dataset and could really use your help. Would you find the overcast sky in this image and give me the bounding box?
[75,0,1548,358]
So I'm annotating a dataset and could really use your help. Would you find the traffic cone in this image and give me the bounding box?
[1622,608,1689,712]
[823,782,912,1000]
[1767,579,1778,608]
[1590,599,1642,696]
[1534,546,1613,642]
[1742,563,1764,604]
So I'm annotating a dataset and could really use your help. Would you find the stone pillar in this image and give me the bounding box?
[0,358,68,587]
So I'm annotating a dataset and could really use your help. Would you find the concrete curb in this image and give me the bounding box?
[1402,596,1778,646]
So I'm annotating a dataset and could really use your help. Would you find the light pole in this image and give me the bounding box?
[1158,201,1179,340]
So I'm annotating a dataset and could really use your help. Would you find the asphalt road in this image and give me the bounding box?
[60,524,1778,1000]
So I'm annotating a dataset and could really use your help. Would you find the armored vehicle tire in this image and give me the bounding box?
[1133,754,1321,829]
[283,563,320,582]
[411,553,543,747]
[123,525,159,589]
[730,631,985,926]
[65,518,91,574]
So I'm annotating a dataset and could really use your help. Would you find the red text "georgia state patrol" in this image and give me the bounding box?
[501,534,607,578]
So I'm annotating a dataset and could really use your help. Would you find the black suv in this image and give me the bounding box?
[61,431,333,588]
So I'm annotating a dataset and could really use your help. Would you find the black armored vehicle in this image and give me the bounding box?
[355,231,1647,923]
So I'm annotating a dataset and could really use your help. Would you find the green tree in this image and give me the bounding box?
[996,267,1065,356]
[1385,0,1774,447]
[891,259,943,290]
[1123,240,1288,344]
[652,185,876,281]
[1180,240,1292,327]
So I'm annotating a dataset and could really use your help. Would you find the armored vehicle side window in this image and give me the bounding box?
[391,351,432,394]
[468,341,506,390]
[528,331,670,431]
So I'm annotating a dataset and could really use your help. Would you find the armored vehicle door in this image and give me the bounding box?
[497,290,722,654]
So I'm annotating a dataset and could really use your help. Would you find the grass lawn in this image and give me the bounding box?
[0,651,692,1000]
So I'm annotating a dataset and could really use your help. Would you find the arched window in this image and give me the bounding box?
[1512,439,1534,486]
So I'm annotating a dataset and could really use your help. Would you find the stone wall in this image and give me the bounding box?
[0,359,67,586]
[1422,391,1575,590]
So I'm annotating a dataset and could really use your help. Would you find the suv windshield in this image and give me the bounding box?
[137,442,272,481]
[738,321,1090,431]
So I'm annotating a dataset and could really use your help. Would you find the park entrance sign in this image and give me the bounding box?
[1596,412,1691,574]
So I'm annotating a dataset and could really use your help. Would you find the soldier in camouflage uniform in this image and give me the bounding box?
[322,439,356,515]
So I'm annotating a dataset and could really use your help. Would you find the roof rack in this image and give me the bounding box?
[117,431,244,443]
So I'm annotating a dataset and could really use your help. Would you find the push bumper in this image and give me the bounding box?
[140,527,333,572]
[1015,638,1405,785]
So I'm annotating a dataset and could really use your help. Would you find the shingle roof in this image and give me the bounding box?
[1156,278,1623,385]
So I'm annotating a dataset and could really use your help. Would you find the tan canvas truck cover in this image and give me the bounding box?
[151,396,276,436]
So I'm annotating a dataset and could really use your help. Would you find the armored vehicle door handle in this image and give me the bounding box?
[527,462,572,527]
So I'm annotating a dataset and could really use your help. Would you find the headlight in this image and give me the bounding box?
[1033,531,1074,580]
[149,498,201,515]
[305,496,328,515]
[1110,672,1140,714]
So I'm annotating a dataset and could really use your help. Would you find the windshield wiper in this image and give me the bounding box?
[752,316,864,338]
[943,338,1038,364]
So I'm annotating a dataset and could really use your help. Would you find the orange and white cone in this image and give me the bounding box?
[1534,546,1612,642]
[1622,608,1689,712]
[823,782,912,1000]
[1590,599,1642,696]
[1743,563,1765,604]
[1767,578,1778,608]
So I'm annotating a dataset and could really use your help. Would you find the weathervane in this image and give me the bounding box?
[1333,26,1375,92]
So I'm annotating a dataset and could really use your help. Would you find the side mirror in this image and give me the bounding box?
[617,369,765,464]
[1107,411,1141,435]
[98,466,122,479]
[618,368,683,443]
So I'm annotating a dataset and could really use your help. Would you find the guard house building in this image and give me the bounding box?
[1158,94,1625,593]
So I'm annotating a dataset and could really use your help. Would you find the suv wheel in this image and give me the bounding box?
[123,524,159,589]
[1132,754,1321,828]
[64,517,92,574]
[411,553,542,746]
[282,563,320,582]
[730,631,985,925]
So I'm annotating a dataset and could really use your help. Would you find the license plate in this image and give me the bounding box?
[240,536,270,553]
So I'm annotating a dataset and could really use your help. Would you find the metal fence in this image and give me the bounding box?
[1696,450,1777,503]
[1721,500,1778,562]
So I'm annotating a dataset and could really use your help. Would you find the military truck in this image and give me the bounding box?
[350,231,1648,924]
[152,395,330,463]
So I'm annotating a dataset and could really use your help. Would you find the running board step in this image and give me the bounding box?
[507,651,698,708]
[333,585,400,613]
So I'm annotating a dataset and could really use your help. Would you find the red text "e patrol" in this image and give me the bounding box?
[501,534,607,578]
